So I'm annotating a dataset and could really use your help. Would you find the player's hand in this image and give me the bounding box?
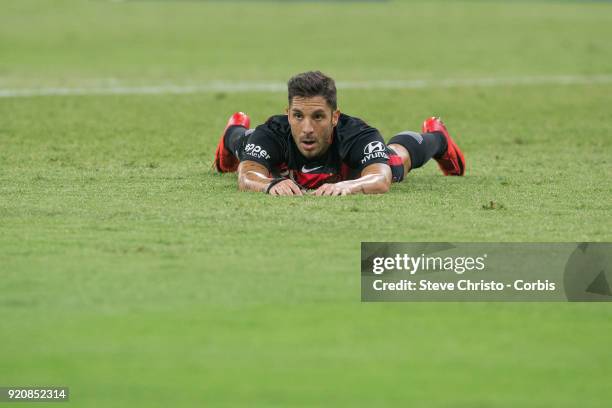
[268,179,303,196]
[312,182,352,196]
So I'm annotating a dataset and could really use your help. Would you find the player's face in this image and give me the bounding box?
[287,96,340,159]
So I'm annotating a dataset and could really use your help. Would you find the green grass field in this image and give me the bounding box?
[1,0,612,406]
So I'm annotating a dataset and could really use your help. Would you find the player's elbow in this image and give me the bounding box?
[364,176,391,194]
[237,170,268,193]
[379,180,391,194]
[359,164,392,194]
[374,180,391,194]
[237,172,250,192]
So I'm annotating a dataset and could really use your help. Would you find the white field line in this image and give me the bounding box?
[1,74,612,98]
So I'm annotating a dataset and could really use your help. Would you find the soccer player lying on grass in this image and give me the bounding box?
[213,71,465,196]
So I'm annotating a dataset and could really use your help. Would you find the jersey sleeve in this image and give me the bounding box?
[344,128,390,171]
[238,125,284,171]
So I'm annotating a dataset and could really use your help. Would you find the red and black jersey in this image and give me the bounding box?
[239,113,392,189]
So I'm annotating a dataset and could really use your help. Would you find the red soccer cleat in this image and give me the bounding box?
[421,117,465,176]
[213,112,251,173]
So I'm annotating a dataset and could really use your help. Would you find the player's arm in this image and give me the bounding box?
[314,125,392,196]
[312,163,391,196]
[236,127,303,196]
[238,160,303,196]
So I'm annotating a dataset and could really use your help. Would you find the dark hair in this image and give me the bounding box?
[287,71,337,110]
